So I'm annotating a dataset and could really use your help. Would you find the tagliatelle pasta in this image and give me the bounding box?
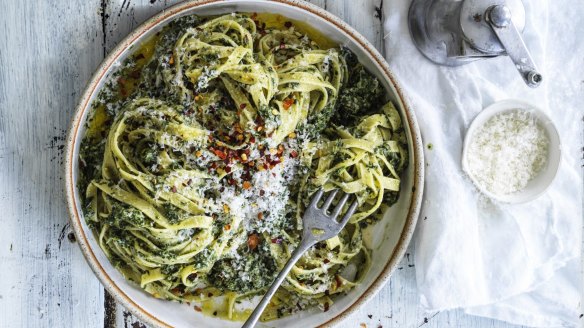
[79,13,408,322]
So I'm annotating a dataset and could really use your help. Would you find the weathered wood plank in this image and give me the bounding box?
[0,0,105,327]
[323,0,385,53]
[102,0,185,55]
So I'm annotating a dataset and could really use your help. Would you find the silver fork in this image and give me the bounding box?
[242,189,358,328]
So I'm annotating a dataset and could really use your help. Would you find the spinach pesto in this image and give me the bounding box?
[334,49,385,126]
[209,240,277,293]
[78,12,408,322]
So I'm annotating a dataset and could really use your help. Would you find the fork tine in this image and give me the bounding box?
[339,200,358,225]
[330,193,350,219]
[321,189,338,211]
[309,189,324,208]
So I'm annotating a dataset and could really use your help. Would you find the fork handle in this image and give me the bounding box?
[242,239,314,328]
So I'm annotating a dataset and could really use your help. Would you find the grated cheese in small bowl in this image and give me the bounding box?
[462,100,561,203]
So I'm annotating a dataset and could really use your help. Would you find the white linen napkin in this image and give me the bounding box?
[383,0,583,326]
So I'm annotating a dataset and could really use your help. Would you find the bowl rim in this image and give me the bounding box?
[461,98,562,204]
[64,0,425,327]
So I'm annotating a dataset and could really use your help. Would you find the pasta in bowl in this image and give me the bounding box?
[66,1,423,327]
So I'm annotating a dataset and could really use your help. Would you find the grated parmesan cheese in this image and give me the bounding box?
[466,110,549,195]
[196,138,302,238]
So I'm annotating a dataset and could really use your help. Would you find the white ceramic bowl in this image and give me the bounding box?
[65,1,424,327]
[462,99,561,204]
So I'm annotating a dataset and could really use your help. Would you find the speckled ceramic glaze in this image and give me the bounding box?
[65,1,424,327]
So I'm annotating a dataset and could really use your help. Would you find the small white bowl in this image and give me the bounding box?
[462,99,561,204]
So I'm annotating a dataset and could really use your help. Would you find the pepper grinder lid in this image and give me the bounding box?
[408,0,542,87]
[460,0,525,54]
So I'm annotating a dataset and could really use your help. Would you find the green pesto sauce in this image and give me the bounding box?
[333,49,385,126]
[77,13,405,300]
[208,240,276,293]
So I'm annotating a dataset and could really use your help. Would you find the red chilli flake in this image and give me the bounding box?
[194,305,202,312]
[259,189,265,196]
[171,186,177,193]
[290,150,298,158]
[247,233,260,250]
[284,21,292,28]
[279,42,286,49]
[212,149,227,160]
[283,98,294,110]
[324,302,330,312]
[271,237,282,244]
[240,103,247,110]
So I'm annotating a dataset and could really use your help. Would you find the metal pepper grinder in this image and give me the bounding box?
[408,0,542,87]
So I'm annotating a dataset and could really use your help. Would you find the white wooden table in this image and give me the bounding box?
[0,1,528,327]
